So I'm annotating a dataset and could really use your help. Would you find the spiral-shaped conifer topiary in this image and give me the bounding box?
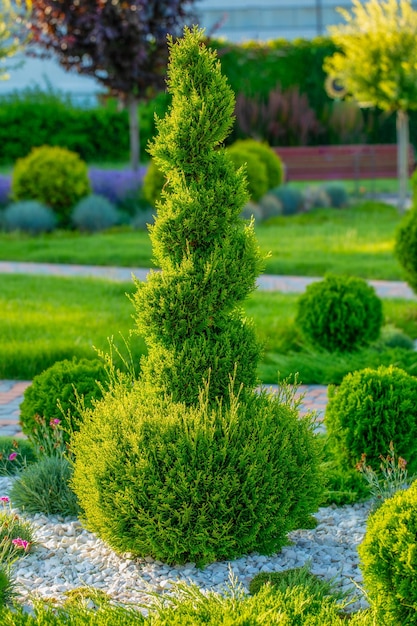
[72,27,323,566]
[132,27,264,406]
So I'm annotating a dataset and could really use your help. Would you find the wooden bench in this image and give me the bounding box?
[273,144,415,182]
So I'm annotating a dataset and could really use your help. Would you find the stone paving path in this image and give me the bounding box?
[1,261,415,438]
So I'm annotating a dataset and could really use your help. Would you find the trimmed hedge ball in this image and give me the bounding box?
[325,365,417,473]
[296,274,383,352]
[359,481,417,625]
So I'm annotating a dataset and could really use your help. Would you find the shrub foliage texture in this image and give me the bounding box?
[72,27,323,567]
[359,480,417,625]
[325,365,417,473]
[296,274,383,352]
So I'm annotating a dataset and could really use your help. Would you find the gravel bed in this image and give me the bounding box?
[0,477,372,614]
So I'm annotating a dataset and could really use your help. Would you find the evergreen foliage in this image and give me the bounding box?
[395,204,417,293]
[226,145,269,201]
[71,195,119,233]
[133,27,265,406]
[3,200,56,234]
[19,357,107,446]
[296,274,383,352]
[11,146,91,224]
[359,480,417,625]
[325,365,417,473]
[72,28,323,567]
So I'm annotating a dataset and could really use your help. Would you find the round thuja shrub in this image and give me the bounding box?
[231,139,284,190]
[395,205,417,294]
[72,382,323,567]
[358,481,417,625]
[141,159,167,207]
[227,145,269,201]
[11,146,91,224]
[3,200,56,234]
[19,358,107,446]
[296,274,383,352]
[325,365,417,473]
[71,194,119,233]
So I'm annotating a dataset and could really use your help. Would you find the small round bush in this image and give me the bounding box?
[3,200,56,234]
[323,183,349,208]
[71,194,119,233]
[227,146,269,201]
[240,201,263,222]
[259,193,283,220]
[395,205,417,294]
[302,186,331,211]
[269,184,304,215]
[296,274,383,352]
[19,357,107,446]
[72,382,323,567]
[358,481,417,625]
[325,365,417,473]
[11,146,91,224]
[142,159,167,207]
[10,456,79,516]
[231,139,284,190]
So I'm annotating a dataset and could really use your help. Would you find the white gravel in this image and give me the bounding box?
[0,476,372,613]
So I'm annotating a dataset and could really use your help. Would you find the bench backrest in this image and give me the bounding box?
[273,144,415,181]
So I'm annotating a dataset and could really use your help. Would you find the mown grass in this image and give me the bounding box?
[0,201,407,280]
[2,274,416,382]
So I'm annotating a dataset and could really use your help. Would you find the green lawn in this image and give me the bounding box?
[0,201,406,280]
[2,274,416,382]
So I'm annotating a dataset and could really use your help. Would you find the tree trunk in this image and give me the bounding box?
[128,95,140,171]
[396,109,409,213]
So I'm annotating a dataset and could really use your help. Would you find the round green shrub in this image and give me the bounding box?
[10,456,79,517]
[19,357,107,446]
[395,205,417,294]
[141,159,167,207]
[296,274,383,352]
[358,480,417,625]
[232,139,284,190]
[240,201,263,222]
[71,194,119,233]
[323,183,349,208]
[325,365,417,473]
[258,193,283,220]
[3,200,56,234]
[72,382,323,567]
[269,184,304,215]
[11,145,91,224]
[227,145,269,201]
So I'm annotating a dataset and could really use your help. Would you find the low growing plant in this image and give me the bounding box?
[296,274,383,352]
[2,201,56,235]
[356,441,415,510]
[0,438,36,475]
[0,496,35,563]
[10,456,79,517]
[71,194,120,233]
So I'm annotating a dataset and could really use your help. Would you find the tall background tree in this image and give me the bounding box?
[27,0,197,170]
[324,0,417,211]
[0,0,31,80]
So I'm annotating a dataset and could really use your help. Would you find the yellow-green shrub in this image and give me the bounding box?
[11,145,91,224]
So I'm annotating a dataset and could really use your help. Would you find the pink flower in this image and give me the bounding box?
[0,496,9,503]
[8,452,17,461]
[50,419,61,426]
[12,538,30,551]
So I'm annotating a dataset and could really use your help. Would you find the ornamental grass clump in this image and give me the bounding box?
[72,27,323,567]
